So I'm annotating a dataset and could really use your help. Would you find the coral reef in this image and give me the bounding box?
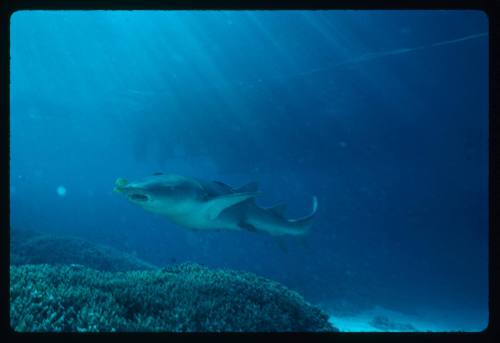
[10,263,337,332]
[369,315,417,332]
[10,230,155,272]
[10,229,336,332]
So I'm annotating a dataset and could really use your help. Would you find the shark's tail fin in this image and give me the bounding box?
[287,196,318,235]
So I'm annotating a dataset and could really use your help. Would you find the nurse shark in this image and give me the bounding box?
[113,173,317,237]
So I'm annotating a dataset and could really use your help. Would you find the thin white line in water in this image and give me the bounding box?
[300,31,488,74]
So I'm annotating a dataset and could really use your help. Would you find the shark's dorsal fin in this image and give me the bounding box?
[213,181,234,192]
[268,203,287,217]
[235,182,259,193]
[205,192,262,220]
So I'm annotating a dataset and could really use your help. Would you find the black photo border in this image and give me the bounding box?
[1,1,498,343]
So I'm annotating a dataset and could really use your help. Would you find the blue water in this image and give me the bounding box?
[10,10,489,331]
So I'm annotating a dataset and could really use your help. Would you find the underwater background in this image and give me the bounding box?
[10,10,488,332]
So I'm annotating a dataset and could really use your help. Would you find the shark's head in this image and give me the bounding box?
[113,174,202,214]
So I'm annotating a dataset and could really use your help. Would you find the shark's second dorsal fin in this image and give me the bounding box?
[235,182,259,193]
[269,203,287,217]
[205,192,262,220]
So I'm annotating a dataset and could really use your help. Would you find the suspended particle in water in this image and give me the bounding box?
[56,186,67,197]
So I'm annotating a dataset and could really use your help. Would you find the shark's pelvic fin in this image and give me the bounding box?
[205,192,262,220]
[235,182,259,193]
[238,221,258,232]
[268,203,287,217]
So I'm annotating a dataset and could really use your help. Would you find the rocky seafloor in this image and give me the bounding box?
[10,230,337,332]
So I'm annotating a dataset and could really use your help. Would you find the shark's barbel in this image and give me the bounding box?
[113,173,317,236]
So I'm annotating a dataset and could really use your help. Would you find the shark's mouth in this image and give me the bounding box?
[129,193,150,202]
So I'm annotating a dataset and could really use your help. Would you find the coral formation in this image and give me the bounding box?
[10,263,337,332]
[10,230,155,272]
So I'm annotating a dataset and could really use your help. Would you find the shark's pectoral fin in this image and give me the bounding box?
[205,192,262,220]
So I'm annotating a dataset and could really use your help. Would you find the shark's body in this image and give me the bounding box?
[114,173,317,236]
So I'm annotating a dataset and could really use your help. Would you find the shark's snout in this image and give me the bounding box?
[114,178,151,203]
